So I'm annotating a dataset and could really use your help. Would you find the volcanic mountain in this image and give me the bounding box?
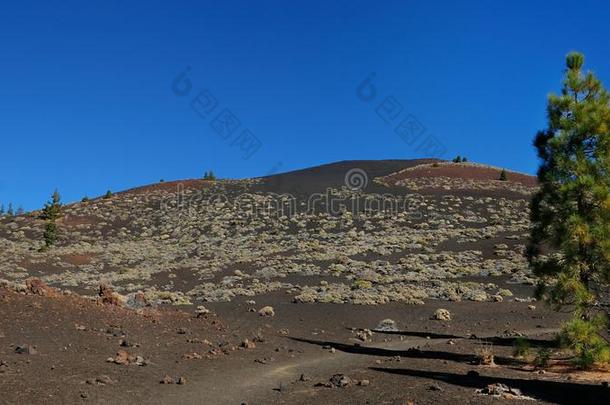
[4,160,599,405]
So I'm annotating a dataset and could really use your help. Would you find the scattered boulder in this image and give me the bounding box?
[25,278,57,297]
[86,375,114,385]
[476,383,533,400]
[432,308,451,321]
[328,374,353,388]
[107,350,146,366]
[160,375,174,385]
[375,319,398,332]
[182,352,203,360]
[15,345,37,355]
[355,329,373,342]
[125,291,150,309]
[240,339,256,349]
[98,283,124,306]
[258,306,275,317]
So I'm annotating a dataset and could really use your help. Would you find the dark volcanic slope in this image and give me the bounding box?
[255,158,441,194]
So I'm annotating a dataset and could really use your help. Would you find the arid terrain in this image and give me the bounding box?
[1,159,609,404]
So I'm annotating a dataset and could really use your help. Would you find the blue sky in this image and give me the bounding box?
[2,0,610,210]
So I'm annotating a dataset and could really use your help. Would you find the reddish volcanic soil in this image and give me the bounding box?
[383,163,538,187]
[2,284,609,405]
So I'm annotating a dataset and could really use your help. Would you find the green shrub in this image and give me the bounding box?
[104,190,113,199]
[534,347,551,368]
[560,316,610,369]
[513,337,530,358]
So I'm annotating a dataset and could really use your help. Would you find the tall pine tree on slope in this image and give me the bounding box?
[528,52,610,367]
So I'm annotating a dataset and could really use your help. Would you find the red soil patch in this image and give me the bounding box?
[384,163,538,186]
[119,179,215,196]
[60,253,97,266]
[60,214,99,227]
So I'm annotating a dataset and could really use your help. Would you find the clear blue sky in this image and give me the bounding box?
[2,0,610,210]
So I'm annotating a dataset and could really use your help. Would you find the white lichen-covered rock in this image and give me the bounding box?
[258,306,275,317]
[432,308,451,321]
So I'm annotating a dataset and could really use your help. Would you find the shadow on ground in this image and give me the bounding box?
[289,337,525,367]
[371,367,610,404]
[372,330,559,348]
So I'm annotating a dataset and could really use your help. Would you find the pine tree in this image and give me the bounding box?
[528,52,610,367]
[7,203,14,217]
[499,169,508,181]
[104,190,113,199]
[16,206,24,216]
[40,190,62,250]
[0,203,4,216]
[40,190,62,221]
[43,222,58,248]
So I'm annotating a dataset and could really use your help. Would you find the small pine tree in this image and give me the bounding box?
[104,190,113,199]
[452,155,462,163]
[40,191,62,249]
[16,206,24,216]
[6,203,14,217]
[499,169,508,181]
[82,196,89,203]
[43,221,58,249]
[203,171,217,180]
[40,190,62,221]
[462,157,468,162]
[0,203,4,216]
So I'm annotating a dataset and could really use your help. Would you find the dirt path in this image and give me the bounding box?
[160,327,560,404]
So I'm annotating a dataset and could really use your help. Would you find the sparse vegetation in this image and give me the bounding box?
[203,171,216,181]
[81,196,89,202]
[475,342,495,365]
[528,52,610,368]
[104,190,113,199]
[452,156,468,163]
